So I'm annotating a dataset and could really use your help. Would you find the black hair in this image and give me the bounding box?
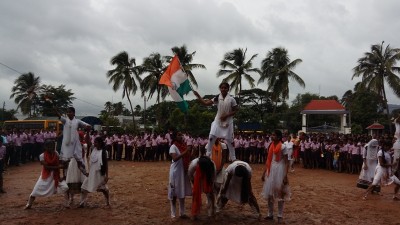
[235,165,250,203]
[44,140,56,151]
[198,156,215,185]
[274,129,283,140]
[67,107,75,113]
[94,136,105,149]
[219,82,230,89]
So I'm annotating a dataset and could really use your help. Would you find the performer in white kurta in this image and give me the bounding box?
[261,130,291,223]
[193,82,238,161]
[25,141,61,209]
[56,107,90,207]
[364,140,400,200]
[358,139,379,185]
[217,160,261,220]
[392,114,400,174]
[80,137,110,207]
[168,131,192,219]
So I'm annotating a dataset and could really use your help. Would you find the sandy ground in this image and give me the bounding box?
[1,160,399,225]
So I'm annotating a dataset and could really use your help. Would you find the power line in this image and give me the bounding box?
[75,97,104,109]
[1,61,105,110]
[0,61,23,75]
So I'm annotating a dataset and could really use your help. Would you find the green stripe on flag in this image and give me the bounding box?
[176,79,192,97]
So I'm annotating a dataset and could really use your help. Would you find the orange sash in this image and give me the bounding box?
[265,141,282,177]
[41,151,60,187]
[174,141,190,172]
[211,143,222,171]
[191,165,213,216]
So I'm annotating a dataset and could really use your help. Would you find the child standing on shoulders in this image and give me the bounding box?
[79,136,110,207]
[25,140,62,209]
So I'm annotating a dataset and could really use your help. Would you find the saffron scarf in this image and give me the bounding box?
[41,151,60,187]
[265,141,282,177]
[211,143,223,171]
[191,165,213,216]
[174,141,190,172]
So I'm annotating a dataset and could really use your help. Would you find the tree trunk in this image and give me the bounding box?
[125,87,137,131]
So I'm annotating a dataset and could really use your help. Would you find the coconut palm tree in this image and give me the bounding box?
[10,72,41,117]
[217,48,260,105]
[104,101,113,115]
[107,51,141,130]
[168,45,206,88]
[353,41,400,133]
[140,53,169,104]
[258,47,304,113]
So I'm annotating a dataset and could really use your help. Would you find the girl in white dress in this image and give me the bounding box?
[79,137,110,207]
[217,160,261,220]
[168,131,192,219]
[193,82,239,161]
[261,130,291,223]
[25,141,62,209]
[363,140,400,200]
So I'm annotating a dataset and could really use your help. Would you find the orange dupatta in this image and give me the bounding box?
[41,151,60,187]
[265,141,282,177]
[191,165,213,216]
[211,143,223,171]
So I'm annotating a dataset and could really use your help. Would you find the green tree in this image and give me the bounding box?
[217,48,260,105]
[10,72,41,116]
[353,41,400,134]
[140,53,169,104]
[38,84,75,116]
[104,101,113,115]
[259,47,305,113]
[169,45,206,88]
[0,108,17,122]
[239,88,273,123]
[107,51,141,130]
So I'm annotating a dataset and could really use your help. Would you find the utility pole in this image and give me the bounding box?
[143,96,146,131]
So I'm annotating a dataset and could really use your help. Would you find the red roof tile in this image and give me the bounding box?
[303,100,345,111]
[366,122,384,130]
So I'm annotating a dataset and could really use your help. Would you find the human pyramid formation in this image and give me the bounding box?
[2,82,398,224]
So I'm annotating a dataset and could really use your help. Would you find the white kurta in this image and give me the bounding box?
[168,144,192,200]
[81,148,107,192]
[60,116,89,162]
[209,94,237,141]
[359,140,378,183]
[30,153,59,197]
[261,143,291,201]
[223,161,252,204]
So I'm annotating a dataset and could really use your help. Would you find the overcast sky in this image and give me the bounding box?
[1,0,400,117]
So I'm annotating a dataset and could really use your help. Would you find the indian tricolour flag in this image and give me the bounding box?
[159,55,192,112]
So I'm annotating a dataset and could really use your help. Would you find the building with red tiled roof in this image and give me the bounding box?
[366,122,384,136]
[301,100,346,114]
[301,100,350,134]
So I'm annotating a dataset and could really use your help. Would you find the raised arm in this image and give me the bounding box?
[193,90,213,106]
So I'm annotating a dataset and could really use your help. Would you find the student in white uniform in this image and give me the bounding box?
[168,131,192,219]
[188,156,216,220]
[261,130,291,223]
[193,82,238,161]
[80,137,110,207]
[25,141,62,209]
[217,160,261,220]
[363,140,400,200]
